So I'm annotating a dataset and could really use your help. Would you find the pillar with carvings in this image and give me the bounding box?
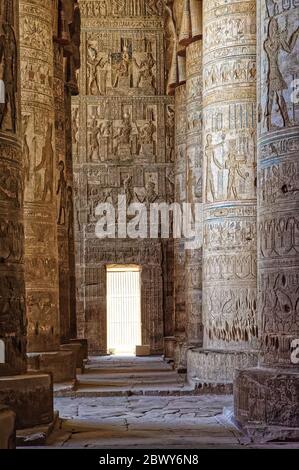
[0,0,26,376]
[234,1,299,437]
[174,82,187,369]
[0,0,53,431]
[195,0,259,388]
[19,0,75,382]
[185,12,203,353]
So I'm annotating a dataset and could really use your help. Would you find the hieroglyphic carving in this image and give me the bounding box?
[202,0,258,357]
[185,39,203,347]
[0,0,27,375]
[173,83,187,365]
[258,0,299,366]
[20,0,60,353]
[74,3,173,354]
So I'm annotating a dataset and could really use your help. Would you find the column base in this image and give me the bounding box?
[27,350,76,383]
[187,348,259,389]
[69,338,88,361]
[163,336,176,360]
[0,406,16,449]
[174,339,188,373]
[0,374,53,430]
[234,367,299,441]
[60,343,84,373]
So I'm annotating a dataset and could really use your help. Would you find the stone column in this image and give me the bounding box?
[53,40,71,344]
[234,1,299,438]
[0,0,53,430]
[19,0,75,382]
[185,39,203,350]
[174,83,187,370]
[0,0,26,376]
[194,0,259,388]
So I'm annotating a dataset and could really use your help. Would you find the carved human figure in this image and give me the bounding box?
[0,22,18,132]
[134,52,156,89]
[139,119,156,145]
[57,160,67,225]
[22,115,30,182]
[205,134,222,202]
[95,56,109,95]
[225,140,248,200]
[264,17,299,130]
[87,45,99,94]
[112,48,131,88]
[66,186,74,238]
[123,175,134,205]
[35,124,54,202]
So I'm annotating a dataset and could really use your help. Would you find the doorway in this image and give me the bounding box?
[106,265,142,355]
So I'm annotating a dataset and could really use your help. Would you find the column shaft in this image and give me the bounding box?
[185,39,203,348]
[20,0,60,353]
[199,0,259,385]
[174,83,187,368]
[0,0,26,375]
[234,1,299,435]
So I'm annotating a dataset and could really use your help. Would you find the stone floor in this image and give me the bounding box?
[37,357,299,449]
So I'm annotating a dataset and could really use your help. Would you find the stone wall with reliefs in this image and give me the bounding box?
[74,0,175,354]
[20,0,61,353]
[0,0,27,375]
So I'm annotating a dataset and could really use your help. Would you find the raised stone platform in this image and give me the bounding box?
[0,374,53,430]
[0,406,16,449]
[234,367,299,441]
[28,350,76,383]
[187,348,259,387]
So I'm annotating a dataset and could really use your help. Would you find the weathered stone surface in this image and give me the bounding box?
[0,406,16,449]
[0,374,53,429]
[27,351,76,383]
[164,336,176,360]
[187,348,258,385]
[0,0,27,376]
[19,0,60,354]
[199,0,258,383]
[185,37,203,348]
[235,368,299,429]
[234,0,299,433]
[73,5,173,356]
[174,83,187,369]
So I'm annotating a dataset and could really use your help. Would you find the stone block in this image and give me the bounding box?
[135,345,151,356]
[0,374,53,430]
[28,350,76,383]
[163,337,176,360]
[234,367,299,429]
[0,406,16,449]
[60,343,82,370]
[187,348,259,385]
[69,338,88,360]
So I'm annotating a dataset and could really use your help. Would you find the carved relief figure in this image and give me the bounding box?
[205,134,222,202]
[35,124,54,202]
[57,161,67,225]
[225,140,248,200]
[134,51,156,90]
[264,17,299,130]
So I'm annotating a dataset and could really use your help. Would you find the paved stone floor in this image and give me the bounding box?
[43,357,299,449]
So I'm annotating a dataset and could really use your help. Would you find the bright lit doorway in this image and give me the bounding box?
[106,265,142,355]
